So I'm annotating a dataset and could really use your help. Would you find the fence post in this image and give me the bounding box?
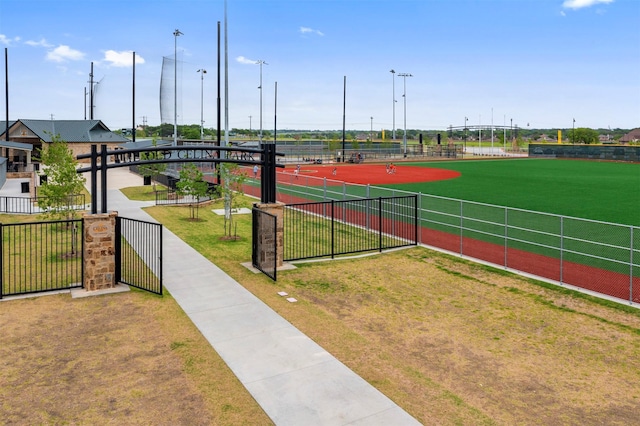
[630,226,634,304]
[560,216,564,285]
[417,193,423,245]
[100,144,108,214]
[0,223,3,299]
[378,197,383,252]
[114,216,121,283]
[460,200,464,255]
[504,208,508,268]
[413,194,420,244]
[90,145,97,214]
[323,177,327,201]
[331,200,335,259]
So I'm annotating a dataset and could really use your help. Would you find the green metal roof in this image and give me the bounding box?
[0,119,129,143]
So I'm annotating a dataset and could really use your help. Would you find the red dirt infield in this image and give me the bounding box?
[280,163,461,185]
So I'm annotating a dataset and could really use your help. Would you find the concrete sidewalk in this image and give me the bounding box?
[88,168,421,425]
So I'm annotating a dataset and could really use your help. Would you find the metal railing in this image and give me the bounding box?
[0,219,84,298]
[0,194,87,215]
[261,174,640,305]
[154,190,213,206]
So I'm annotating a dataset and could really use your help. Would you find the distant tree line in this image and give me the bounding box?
[122,124,632,145]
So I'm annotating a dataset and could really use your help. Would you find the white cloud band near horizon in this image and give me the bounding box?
[562,0,614,9]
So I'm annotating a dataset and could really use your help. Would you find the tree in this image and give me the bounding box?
[176,163,209,220]
[38,134,86,220]
[138,138,167,193]
[181,127,201,139]
[570,127,599,145]
[218,163,248,239]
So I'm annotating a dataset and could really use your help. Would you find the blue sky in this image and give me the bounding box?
[1,0,638,132]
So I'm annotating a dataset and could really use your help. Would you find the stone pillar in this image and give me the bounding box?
[83,211,118,291]
[253,202,284,269]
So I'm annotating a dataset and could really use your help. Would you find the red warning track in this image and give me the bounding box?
[243,162,638,304]
[279,163,460,185]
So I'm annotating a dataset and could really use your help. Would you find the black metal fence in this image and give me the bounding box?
[284,196,417,261]
[0,219,84,298]
[252,208,278,280]
[154,189,215,206]
[115,217,163,295]
[0,194,86,214]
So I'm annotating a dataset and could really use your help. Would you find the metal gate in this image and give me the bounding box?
[252,208,278,280]
[115,217,163,295]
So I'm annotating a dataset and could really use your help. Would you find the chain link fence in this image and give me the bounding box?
[259,173,639,304]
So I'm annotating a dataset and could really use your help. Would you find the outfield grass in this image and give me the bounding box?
[391,159,640,226]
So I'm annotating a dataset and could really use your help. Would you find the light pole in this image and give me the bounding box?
[256,60,268,143]
[197,68,207,140]
[370,116,373,143]
[572,118,576,143]
[390,69,396,140]
[249,115,252,139]
[173,29,183,146]
[464,116,468,156]
[398,72,412,157]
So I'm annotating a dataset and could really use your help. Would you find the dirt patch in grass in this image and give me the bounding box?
[0,290,271,425]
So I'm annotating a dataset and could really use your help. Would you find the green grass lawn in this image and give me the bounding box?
[388,159,640,226]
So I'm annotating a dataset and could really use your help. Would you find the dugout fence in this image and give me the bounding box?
[246,173,640,305]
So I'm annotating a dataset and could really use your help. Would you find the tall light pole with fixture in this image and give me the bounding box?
[398,72,412,157]
[390,69,396,140]
[370,116,374,143]
[197,68,207,139]
[256,60,268,143]
[173,29,183,146]
[464,116,468,156]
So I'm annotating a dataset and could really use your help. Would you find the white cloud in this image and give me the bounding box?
[103,50,145,67]
[300,26,324,36]
[236,55,257,65]
[0,34,21,45]
[25,38,53,48]
[46,45,85,62]
[562,0,614,10]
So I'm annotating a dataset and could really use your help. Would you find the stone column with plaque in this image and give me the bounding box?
[83,211,118,291]
[253,202,284,270]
